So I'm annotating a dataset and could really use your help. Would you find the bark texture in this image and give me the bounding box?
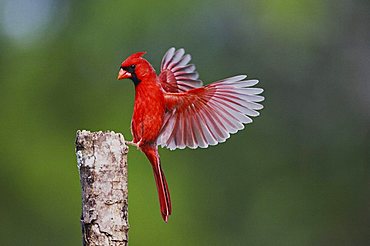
[76,130,129,246]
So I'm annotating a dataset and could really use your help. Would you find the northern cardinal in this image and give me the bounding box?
[117,48,264,222]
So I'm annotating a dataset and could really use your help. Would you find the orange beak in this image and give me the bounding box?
[117,68,132,80]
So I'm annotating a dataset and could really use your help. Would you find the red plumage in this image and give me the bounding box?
[118,48,264,222]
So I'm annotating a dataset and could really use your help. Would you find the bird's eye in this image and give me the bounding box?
[130,65,136,69]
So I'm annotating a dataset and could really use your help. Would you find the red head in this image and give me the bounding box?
[117,51,155,85]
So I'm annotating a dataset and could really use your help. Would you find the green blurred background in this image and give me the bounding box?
[1,0,369,245]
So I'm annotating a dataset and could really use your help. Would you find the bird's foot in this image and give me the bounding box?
[125,140,140,150]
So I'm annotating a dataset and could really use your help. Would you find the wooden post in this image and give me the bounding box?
[75,130,129,246]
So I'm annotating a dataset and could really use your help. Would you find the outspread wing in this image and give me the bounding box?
[159,47,203,93]
[157,75,264,150]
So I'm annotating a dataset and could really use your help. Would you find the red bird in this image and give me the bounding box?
[117,48,264,222]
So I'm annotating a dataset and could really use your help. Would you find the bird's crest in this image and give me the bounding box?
[120,51,148,68]
[130,51,147,59]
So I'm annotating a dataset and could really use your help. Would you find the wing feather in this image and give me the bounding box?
[157,75,264,150]
[159,47,203,93]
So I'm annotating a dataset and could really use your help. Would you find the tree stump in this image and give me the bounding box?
[75,130,129,246]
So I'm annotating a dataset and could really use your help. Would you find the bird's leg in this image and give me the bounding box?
[125,140,142,150]
[125,140,138,147]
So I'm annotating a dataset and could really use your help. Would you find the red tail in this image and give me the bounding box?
[141,145,172,222]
